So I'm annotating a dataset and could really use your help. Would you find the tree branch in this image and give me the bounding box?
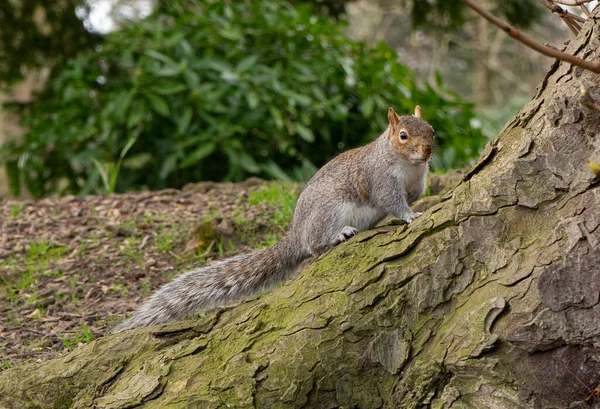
[460,0,600,73]
[553,0,594,5]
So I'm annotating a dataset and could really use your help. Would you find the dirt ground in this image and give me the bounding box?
[0,180,300,369]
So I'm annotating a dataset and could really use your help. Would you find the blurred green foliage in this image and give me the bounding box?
[411,0,544,31]
[0,1,99,86]
[1,0,487,197]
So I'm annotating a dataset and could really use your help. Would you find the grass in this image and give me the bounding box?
[241,183,299,249]
[11,203,24,218]
[247,183,298,226]
[60,323,94,352]
[0,357,17,372]
[155,226,177,252]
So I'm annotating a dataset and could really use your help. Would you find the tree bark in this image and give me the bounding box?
[1,12,600,409]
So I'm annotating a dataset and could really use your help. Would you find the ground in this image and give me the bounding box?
[0,179,300,369]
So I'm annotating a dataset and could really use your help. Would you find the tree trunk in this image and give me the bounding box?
[1,12,600,409]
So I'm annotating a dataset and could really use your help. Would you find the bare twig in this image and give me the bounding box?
[554,0,594,5]
[564,17,582,35]
[537,0,586,35]
[580,4,592,17]
[460,0,600,73]
[556,7,587,23]
[581,87,600,111]
[537,0,587,23]
[562,16,580,35]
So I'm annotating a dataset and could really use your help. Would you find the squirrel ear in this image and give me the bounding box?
[388,107,399,132]
[414,105,423,119]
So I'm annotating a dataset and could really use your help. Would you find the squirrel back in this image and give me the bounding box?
[114,106,435,332]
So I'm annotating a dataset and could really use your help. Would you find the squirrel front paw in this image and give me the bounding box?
[331,226,359,247]
[404,212,422,224]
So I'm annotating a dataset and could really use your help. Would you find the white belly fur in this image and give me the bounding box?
[338,203,384,231]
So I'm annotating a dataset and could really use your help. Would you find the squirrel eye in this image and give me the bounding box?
[399,131,408,140]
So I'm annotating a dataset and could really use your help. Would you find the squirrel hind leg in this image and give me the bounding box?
[330,226,359,247]
[307,226,359,257]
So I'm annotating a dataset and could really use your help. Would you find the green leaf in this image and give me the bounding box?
[91,158,110,193]
[177,108,193,136]
[269,106,284,129]
[183,70,200,89]
[145,50,176,65]
[246,92,260,109]
[180,143,216,168]
[151,83,187,95]
[295,124,315,143]
[127,100,147,129]
[112,90,135,121]
[155,66,181,77]
[159,155,177,180]
[144,93,170,117]
[361,97,374,117]
[122,153,152,170]
[262,161,292,182]
[236,55,259,73]
[238,151,260,173]
[119,137,137,161]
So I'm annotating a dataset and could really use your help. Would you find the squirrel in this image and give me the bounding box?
[114,106,435,332]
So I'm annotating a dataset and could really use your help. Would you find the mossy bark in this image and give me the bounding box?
[1,13,600,409]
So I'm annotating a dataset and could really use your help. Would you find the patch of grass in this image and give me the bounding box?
[25,241,69,270]
[76,242,87,259]
[121,238,144,267]
[248,183,298,226]
[4,312,23,327]
[2,285,19,303]
[259,232,280,249]
[108,278,129,297]
[215,239,237,257]
[0,357,17,372]
[10,204,24,218]
[27,306,46,320]
[1,269,35,301]
[121,218,139,232]
[60,323,94,352]
[1,242,70,306]
[69,276,80,304]
[239,183,299,249]
[155,226,177,252]
[140,281,151,294]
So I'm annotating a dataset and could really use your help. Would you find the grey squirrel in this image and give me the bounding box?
[114,106,435,332]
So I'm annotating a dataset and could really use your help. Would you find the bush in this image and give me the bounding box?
[1,0,487,197]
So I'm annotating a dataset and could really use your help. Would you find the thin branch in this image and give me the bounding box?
[537,0,586,35]
[562,9,586,24]
[563,16,582,35]
[460,0,600,73]
[537,0,587,23]
[580,4,592,17]
[554,0,594,5]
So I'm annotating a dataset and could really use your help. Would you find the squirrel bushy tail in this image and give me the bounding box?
[113,235,306,332]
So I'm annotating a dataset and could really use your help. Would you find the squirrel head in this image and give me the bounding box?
[387,106,435,164]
